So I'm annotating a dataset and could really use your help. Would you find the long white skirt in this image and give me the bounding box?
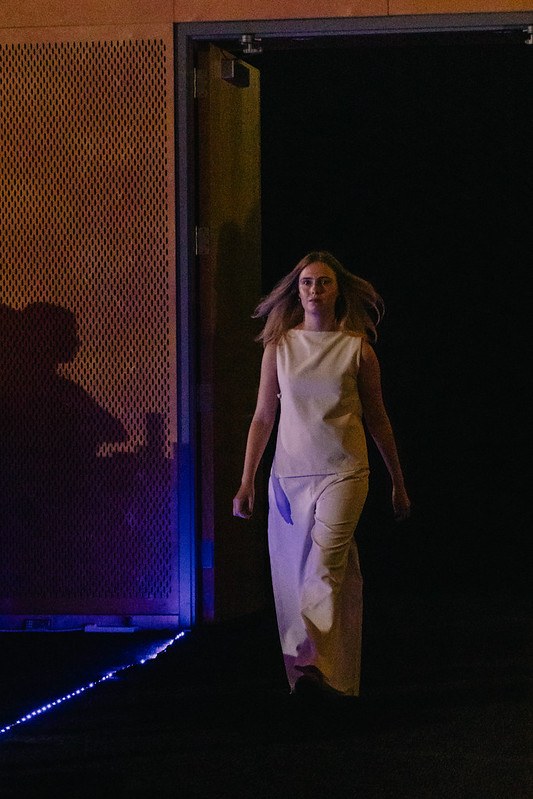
[268,471,368,696]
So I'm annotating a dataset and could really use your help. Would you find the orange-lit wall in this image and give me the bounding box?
[0,0,531,29]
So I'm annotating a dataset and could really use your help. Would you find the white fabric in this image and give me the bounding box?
[273,330,369,478]
[268,329,371,696]
[268,472,368,695]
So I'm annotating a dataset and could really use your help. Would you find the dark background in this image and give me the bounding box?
[250,33,531,598]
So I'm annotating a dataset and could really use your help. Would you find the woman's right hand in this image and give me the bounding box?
[232,483,255,519]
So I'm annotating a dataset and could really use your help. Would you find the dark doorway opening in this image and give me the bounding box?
[176,19,533,622]
[223,31,531,598]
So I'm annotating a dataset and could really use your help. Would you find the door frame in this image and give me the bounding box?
[173,11,532,626]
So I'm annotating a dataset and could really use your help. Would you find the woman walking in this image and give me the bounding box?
[233,251,410,697]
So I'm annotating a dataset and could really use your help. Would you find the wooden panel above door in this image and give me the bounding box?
[181,0,388,22]
[390,0,533,13]
[1,0,529,29]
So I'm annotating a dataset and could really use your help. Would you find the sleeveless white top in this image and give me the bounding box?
[272,329,369,478]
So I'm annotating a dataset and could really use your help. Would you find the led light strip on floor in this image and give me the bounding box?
[0,630,188,736]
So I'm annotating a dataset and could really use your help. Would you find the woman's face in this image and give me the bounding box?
[298,262,339,317]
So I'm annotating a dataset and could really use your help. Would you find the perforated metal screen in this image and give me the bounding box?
[0,28,178,621]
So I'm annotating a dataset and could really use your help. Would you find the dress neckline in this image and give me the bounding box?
[289,327,342,334]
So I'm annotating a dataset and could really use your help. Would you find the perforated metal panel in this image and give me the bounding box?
[0,28,178,621]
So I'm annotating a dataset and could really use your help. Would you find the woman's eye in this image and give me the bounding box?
[300,278,333,287]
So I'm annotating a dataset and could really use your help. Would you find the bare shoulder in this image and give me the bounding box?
[360,339,378,360]
[262,340,278,368]
[359,339,382,384]
[254,342,280,419]
[259,341,279,386]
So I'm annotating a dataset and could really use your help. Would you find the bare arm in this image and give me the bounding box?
[232,342,279,519]
[358,340,411,521]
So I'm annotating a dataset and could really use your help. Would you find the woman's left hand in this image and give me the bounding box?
[392,485,411,522]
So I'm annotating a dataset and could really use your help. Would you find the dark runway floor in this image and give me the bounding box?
[0,588,531,798]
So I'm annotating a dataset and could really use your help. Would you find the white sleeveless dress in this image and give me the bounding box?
[268,330,369,695]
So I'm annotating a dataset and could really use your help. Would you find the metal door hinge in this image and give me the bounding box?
[240,34,262,55]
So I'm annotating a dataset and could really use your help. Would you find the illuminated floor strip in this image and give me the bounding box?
[0,630,188,736]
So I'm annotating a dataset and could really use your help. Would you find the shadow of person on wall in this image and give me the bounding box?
[0,301,127,597]
[0,304,22,541]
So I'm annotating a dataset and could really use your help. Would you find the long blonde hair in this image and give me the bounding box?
[253,251,384,346]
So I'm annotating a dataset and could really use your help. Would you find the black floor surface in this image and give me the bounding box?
[0,589,530,798]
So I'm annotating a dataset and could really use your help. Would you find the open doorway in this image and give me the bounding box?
[176,15,532,623]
